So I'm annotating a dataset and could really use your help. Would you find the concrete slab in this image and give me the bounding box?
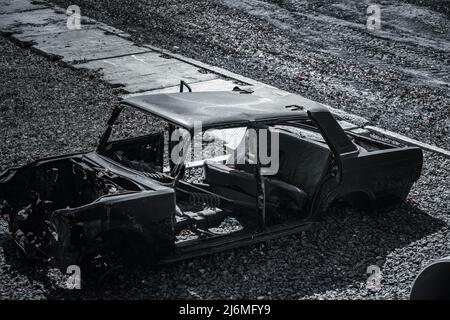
[75,52,218,93]
[75,52,175,75]
[350,128,370,135]
[365,126,450,158]
[0,0,47,14]
[337,120,360,131]
[96,23,131,39]
[123,79,242,97]
[144,43,256,87]
[0,7,112,40]
[115,63,218,93]
[17,28,149,62]
[0,8,71,36]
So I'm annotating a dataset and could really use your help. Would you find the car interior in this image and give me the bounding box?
[98,108,334,242]
[202,126,332,219]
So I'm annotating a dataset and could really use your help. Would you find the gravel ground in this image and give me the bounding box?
[48,0,450,149]
[0,0,449,300]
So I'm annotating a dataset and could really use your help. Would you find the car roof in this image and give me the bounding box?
[121,91,329,131]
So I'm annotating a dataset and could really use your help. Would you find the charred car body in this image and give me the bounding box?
[0,90,423,269]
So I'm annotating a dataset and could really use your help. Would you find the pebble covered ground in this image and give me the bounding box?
[0,0,449,299]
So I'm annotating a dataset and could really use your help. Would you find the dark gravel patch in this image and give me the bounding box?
[48,0,450,149]
[0,38,120,172]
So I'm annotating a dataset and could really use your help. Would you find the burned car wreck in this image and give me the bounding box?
[0,90,423,271]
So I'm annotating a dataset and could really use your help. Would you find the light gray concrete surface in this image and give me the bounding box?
[75,52,218,92]
[30,29,148,62]
[123,79,241,97]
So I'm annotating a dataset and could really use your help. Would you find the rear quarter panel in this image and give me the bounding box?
[338,147,423,206]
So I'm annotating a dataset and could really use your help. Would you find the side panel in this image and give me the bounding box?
[307,107,422,214]
[338,147,423,206]
[58,190,176,260]
[0,158,176,267]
